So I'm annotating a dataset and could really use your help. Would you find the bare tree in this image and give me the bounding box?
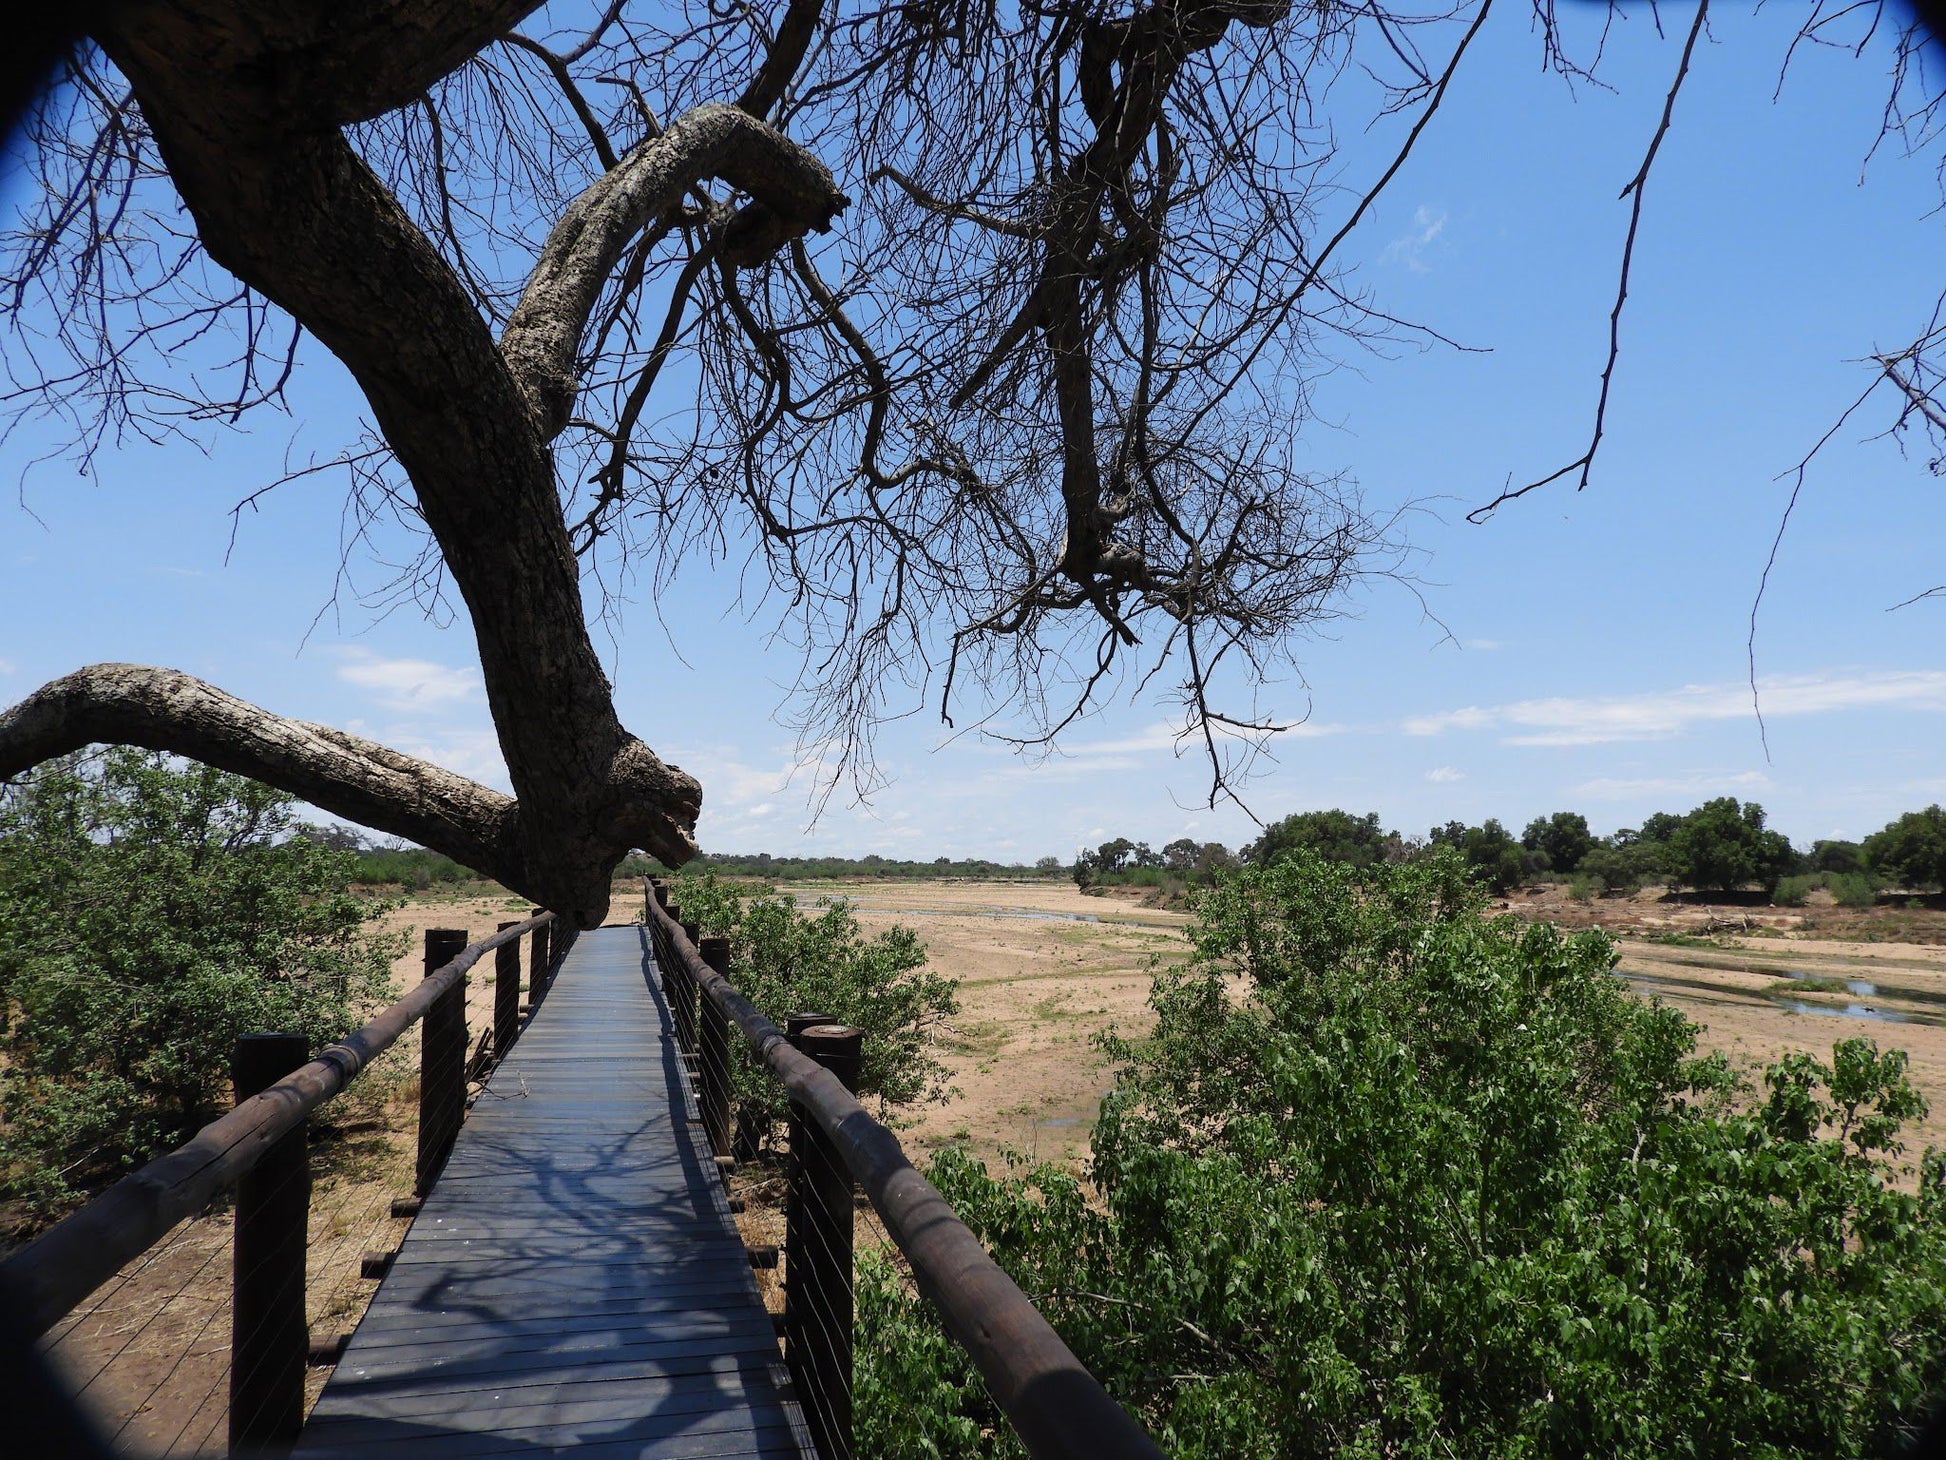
[1,0,1935,923]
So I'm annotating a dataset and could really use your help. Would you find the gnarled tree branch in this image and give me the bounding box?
[0,665,525,885]
[501,101,847,438]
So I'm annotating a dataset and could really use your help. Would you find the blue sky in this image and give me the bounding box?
[3,4,1942,863]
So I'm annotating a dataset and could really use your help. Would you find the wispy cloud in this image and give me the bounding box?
[0,658,14,675]
[1425,766,1467,783]
[1380,205,1448,273]
[1571,770,1773,801]
[336,649,482,712]
[1403,670,1946,746]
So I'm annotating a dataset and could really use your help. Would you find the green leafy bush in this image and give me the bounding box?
[859,853,1946,1458]
[662,875,958,1134]
[0,752,401,1218]
[1830,871,1880,909]
[350,844,484,890]
[1428,817,1528,893]
[1663,797,1797,895]
[1577,843,1652,895]
[1248,809,1391,869]
[1865,807,1946,892]
[1773,874,1815,907]
[1522,811,1594,876]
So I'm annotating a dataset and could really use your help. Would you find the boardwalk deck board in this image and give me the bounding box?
[295,926,811,1459]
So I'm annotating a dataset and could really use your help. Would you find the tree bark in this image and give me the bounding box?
[2,0,844,923]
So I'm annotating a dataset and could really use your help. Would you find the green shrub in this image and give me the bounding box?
[662,874,958,1136]
[1522,812,1594,876]
[858,853,1946,1458]
[1578,845,1649,895]
[1566,874,1595,902]
[1831,872,1879,909]
[0,752,401,1218]
[1864,807,1946,892]
[1663,797,1797,895]
[1772,874,1815,907]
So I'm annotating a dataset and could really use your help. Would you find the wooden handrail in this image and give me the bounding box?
[642,893,1163,1460]
[0,913,556,1339]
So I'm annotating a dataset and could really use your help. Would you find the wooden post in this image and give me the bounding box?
[697,937,733,1161]
[494,922,521,1059]
[528,911,548,999]
[416,928,468,1197]
[787,1024,861,1460]
[230,1031,310,1453]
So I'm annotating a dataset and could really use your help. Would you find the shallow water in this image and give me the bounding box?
[1620,969,1929,1026]
[1776,998,1908,1024]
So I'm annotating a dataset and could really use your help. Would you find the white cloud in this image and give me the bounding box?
[1380,205,1448,272]
[1571,770,1773,801]
[1425,766,1467,783]
[336,649,482,712]
[0,658,14,675]
[1466,639,1502,652]
[1403,670,1946,746]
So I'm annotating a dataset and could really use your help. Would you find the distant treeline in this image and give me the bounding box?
[307,829,1070,893]
[294,826,493,890]
[309,796,1946,905]
[1077,801,1946,902]
[615,851,1066,882]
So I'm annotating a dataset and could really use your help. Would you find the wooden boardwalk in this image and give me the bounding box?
[295,926,812,1458]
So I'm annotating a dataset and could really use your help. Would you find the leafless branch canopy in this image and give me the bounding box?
[6,0,1933,909]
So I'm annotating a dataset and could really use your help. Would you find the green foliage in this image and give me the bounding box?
[1428,817,1528,893]
[0,752,401,1216]
[1075,838,1233,891]
[350,843,485,890]
[1831,871,1880,909]
[1864,806,1946,892]
[856,1244,1019,1458]
[663,874,958,1132]
[858,853,1946,1459]
[1810,839,1866,877]
[1248,809,1390,869]
[628,851,1062,882]
[1773,874,1815,908]
[1577,843,1654,895]
[1663,797,1797,895]
[1521,811,1594,876]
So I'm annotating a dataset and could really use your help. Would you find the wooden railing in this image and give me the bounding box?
[642,879,1164,1460]
[0,911,571,1452]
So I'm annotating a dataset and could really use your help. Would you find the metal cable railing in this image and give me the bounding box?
[641,877,1163,1460]
[0,911,571,1453]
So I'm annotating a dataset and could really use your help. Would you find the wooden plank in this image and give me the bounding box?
[296,927,810,1458]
